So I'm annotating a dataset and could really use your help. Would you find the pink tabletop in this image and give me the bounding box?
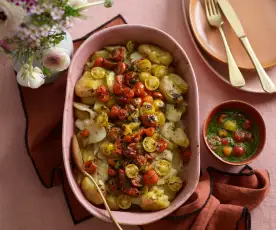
[0,0,275,229]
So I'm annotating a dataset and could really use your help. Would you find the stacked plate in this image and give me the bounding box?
[182,0,276,93]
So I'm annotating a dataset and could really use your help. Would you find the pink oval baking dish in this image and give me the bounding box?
[62,24,200,225]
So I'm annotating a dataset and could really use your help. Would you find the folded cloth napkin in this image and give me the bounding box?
[16,15,270,227]
[142,166,269,230]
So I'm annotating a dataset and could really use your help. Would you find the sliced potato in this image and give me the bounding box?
[80,96,97,105]
[173,128,189,148]
[81,177,105,205]
[75,74,104,98]
[90,50,110,61]
[106,71,116,93]
[159,76,184,104]
[168,74,188,93]
[106,195,120,210]
[165,104,183,123]
[138,44,173,66]
[74,108,90,120]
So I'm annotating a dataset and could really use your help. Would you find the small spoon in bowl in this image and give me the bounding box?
[72,135,123,230]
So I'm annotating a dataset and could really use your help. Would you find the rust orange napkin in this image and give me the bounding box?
[17,15,270,228]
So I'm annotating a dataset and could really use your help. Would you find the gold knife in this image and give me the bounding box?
[217,0,276,93]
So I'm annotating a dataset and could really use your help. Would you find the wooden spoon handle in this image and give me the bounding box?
[84,171,123,230]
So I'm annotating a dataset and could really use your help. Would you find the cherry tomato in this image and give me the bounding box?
[133,82,145,97]
[123,147,137,159]
[112,47,126,61]
[243,119,252,129]
[218,114,227,124]
[125,71,139,86]
[115,62,127,74]
[131,97,143,107]
[134,155,147,167]
[118,169,126,181]
[108,168,116,177]
[123,187,140,197]
[113,82,124,95]
[123,134,141,143]
[152,92,164,100]
[116,96,130,104]
[96,85,110,102]
[221,138,230,146]
[142,114,158,127]
[80,129,89,137]
[182,150,192,162]
[108,127,121,141]
[83,160,97,174]
[245,131,253,142]
[233,129,246,142]
[143,127,155,137]
[124,104,136,113]
[142,95,154,104]
[118,109,128,120]
[92,57,103,67]
[102,58,117,70]
[110,105,121,118]
[233,145,246,157]
[108,159,117,167]
[115,74,125,85]
[144,170,158,185]
[156,139,168,152]
[123,87,135,99]
[108,179,118,192]
[131,175,143,187]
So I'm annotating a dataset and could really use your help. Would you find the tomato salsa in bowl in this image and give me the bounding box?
[203,101,266,166]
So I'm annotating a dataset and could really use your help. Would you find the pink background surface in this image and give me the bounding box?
[0,0,275,229]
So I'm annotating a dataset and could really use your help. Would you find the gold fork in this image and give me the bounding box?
[205,0,245,87]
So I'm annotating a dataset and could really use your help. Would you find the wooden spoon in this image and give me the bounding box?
[72,135,123,230]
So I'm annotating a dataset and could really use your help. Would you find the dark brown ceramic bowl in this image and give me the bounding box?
[203,100,266,166]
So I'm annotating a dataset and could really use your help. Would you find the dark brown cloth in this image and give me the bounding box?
[18,15,270,227]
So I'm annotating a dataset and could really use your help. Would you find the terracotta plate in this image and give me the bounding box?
[189,0,276,70]
[182,0,276,94]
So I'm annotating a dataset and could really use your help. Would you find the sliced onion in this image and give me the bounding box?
[87,122,107,144]
[73,102,95,119]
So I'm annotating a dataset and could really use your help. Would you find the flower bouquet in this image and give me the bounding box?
[0,0,114,88]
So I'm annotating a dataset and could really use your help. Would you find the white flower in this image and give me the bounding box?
[51,7,64,20]
[17,64,45,89]
[69,0,88,8]
[0,1,26,40]
[42,47,71,72]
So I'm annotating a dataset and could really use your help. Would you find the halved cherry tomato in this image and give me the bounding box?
[143,127,155,137]
[115,74,125,85]
[80,129,89,137]
[133,82,145,97]
[108,127,121,141]
[108,168,116,177]
[233,129,246,142]
[144,170,158,185]
[116,96,130,104]
[113,82,124,95]
[102,58,117,70]
[123,134,141,143]
[108,159,117,167]
[218,114,227,124]
[84,160,97,174]
[145,152,158,161]
[142,114,158,127]
[233,145,246,157]
[124,103,136,113]
[182,150,192,162]
[243,119,252,129]
[96,85,110,102]
[134,155,147,167]
[152,92,164,100]
[131,97,143,107]
[142,95,153,104]
[156,139,168,152]
[123,147,137,159]
[110,105,121,118]
[112,47,126,61]
[125,71,139,86]
[123,187,140,197]
[118,109,128,120]
[115,62,126,74]
[108,179,118,192]
[92,57,103,67]
[123,87,135,99]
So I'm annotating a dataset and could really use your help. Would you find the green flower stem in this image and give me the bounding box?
[28,53,35,79]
